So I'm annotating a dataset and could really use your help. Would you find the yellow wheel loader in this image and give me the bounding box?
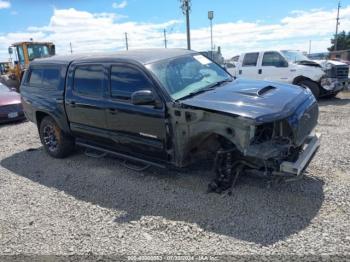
[3,41,55,90]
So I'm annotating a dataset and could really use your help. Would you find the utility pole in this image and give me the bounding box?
[208,11,214,59]
[164,29,167,48]
[309,40,312,55]
[70,42,73,54]
[334,1,341,51]
[181,0,191,50]
[125,32,129,50]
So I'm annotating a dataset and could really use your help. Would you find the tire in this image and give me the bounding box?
[39,116,74,158]
[297,80,320,99]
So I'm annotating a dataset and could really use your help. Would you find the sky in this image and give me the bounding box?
[0,0,349,61]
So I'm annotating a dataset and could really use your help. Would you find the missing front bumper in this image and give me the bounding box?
[280,133,321,175]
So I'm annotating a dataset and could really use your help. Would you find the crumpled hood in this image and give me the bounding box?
[294,60,322,68]
[313,59,348,67]
[181,79,316,124]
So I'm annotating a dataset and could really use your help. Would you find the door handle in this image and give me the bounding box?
[67,101,76,107]
[55,98,64,103]
[107,108,118,115]
[258,69,262,74]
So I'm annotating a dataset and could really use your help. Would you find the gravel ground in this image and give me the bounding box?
[0,92,350,260]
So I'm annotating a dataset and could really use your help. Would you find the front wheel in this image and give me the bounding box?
[39,116,75,158]
[297,80,320,99]
[322,91,340,99]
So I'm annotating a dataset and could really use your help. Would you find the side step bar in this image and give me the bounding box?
[280,133,321,175]
[75,140,166,169]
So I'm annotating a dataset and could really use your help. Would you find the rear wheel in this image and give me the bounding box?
[39,116,74,158]
[297,80,320,99]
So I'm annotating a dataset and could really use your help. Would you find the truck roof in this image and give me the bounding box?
[31,48,196,66]
[11,41,54,46]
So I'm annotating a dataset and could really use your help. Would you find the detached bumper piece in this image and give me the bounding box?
[321,77,348,92]
[280,133,321,175]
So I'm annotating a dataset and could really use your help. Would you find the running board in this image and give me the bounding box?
[75,140,166,169]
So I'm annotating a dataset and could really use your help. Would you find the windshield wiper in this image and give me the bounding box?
[204,78,233,89]
[178,78,233,101]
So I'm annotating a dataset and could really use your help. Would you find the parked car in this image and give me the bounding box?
[232,50,349,98]
[0,83,25,124]
[224,61,237,76]
[200,50,225,66]
[21,49,320,192]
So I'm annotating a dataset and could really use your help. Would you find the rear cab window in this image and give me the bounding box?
[73,65,104,97]
[242,53,259,67]
[25,66,62,89]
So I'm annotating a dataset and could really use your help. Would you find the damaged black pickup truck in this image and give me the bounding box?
[21,49,320,192]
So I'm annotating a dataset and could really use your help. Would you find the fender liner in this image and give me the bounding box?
[293,76,316,85]
[35,110,71,135]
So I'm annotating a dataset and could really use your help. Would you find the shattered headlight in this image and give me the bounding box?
[325,63,333,70]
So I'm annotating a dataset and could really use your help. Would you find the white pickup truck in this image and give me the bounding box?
[227,50,349,98]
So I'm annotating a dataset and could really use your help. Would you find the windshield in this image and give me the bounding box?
[27,44,50,61]
[147,54,231,100]
[281,51,310,62]
[308,53,329,60]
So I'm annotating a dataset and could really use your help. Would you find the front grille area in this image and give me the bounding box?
[326,65,349,78]
[0,103,23,114]
[336,66,349,78]
[294,102,319,145]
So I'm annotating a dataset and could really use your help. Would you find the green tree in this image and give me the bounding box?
[328,31,350,51]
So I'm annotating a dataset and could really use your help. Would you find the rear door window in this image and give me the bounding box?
[74,65,104,97]
[242,53,259,67]
[110,66,151,101]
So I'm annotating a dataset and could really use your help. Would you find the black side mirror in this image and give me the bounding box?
[280,60,289,67]
[131,90,156,106]
[50,45,56,55]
